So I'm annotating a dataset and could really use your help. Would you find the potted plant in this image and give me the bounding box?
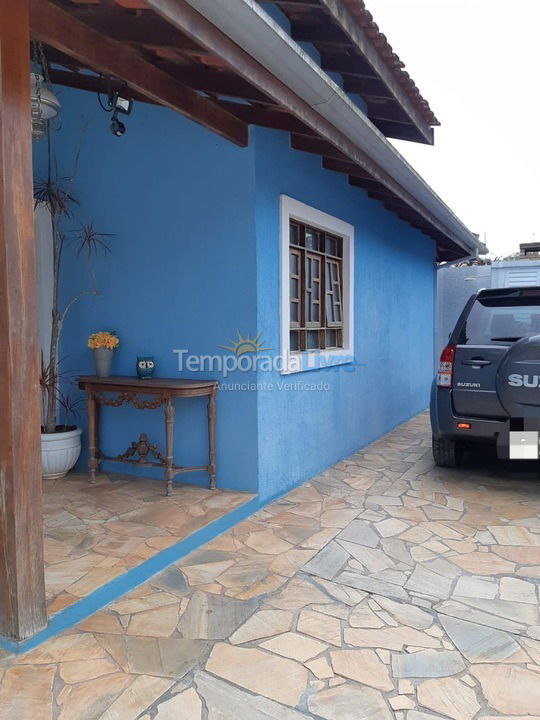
[88,331,120,377]
[36,133,112,479]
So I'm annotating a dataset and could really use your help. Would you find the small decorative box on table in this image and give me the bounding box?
[78,376,218,495]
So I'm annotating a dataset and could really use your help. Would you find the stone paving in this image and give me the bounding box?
[2,411,540,719]
[42,472,250,617]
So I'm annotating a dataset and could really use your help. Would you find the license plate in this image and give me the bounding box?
[509,431,539,460]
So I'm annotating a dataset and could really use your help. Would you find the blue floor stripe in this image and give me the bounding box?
[0,494,260,655]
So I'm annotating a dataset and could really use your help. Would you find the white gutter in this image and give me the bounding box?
[184,0,483,256]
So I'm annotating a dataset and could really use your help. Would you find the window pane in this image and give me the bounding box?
[290,251,298,275]
[325,261,332,288]
[305,229,320,250]
[307,330,319,349]
[326,329,337,348]
[325,235,337,255]
[290,223,299,245]
[290,277,298,299]
[290,301,298,323]
[313,304,319,322]
[290,331,299,351]
[326,293,335,323]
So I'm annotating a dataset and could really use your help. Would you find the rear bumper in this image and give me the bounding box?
[430,382,506,443]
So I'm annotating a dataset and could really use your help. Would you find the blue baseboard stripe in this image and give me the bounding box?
[0,494,260,655]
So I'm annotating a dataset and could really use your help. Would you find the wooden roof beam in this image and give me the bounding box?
[48,68,155,106]
[371,119,426,143]
[342,76,393,99]
[317,0,435,144]
[144,0,461,251]
[66,5,204,53]
[262,0,322,8]
[290,133,349,161]
[320,51,378,78]
[219,102,313,134]
[348,174,393,194]
[168,67,273,103]
[290,20,355,47]
[29,0,248,147]
[322,156,372,179]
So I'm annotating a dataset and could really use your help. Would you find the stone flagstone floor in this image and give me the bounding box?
[2,411,540,719]
[42,472,251,617]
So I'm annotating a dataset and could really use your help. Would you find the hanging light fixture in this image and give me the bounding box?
[30,42,60,140]
[30,73,60,140]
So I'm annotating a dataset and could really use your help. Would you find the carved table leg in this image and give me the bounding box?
[165,398,174,496]
[208,388,216,490]
[87,390,99,483]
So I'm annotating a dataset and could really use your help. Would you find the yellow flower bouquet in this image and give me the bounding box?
[88,332,119,378]
[88,331,120,350]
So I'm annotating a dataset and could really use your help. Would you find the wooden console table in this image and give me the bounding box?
[78,376,217,495]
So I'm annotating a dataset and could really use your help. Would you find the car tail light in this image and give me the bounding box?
[437,344,456,388]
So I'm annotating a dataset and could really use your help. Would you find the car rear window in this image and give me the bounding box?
[458,288,540,344]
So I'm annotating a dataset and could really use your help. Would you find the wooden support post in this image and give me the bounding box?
[87,391,99,484]
[164,399,174,496]
[207,388,216,490]
[0,0,48,639]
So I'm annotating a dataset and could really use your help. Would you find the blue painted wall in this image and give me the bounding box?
[34,88,435,500]
[33,88,259,492]
[252,128,435,501]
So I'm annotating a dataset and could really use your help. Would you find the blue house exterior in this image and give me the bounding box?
[0,0,486,647]
[36,87,436,503]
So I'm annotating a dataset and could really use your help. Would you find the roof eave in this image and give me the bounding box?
[184,0,482,258]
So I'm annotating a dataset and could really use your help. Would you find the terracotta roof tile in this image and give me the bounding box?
[340,0,439,126]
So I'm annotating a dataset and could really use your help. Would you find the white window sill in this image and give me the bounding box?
[280,348,354,375]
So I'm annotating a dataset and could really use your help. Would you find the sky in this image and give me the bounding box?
[366,0,540,258]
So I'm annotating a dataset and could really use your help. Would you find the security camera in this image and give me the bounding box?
[98,79,133,137]
[110,114,126,137]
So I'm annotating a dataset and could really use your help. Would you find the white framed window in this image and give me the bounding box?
[280,195,354,374]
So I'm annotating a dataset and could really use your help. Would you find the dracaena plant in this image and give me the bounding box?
[35,131,113,434]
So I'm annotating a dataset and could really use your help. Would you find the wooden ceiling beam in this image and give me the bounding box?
[290,133,349,162]
[166,67,272,103]
[317,0,435,144]
[320,51,377,78]
[48,68,155,105]
[143,0,461,251]
[322,157,371,179]
[67,6,204,52]
[342,76,393,99]
[29,0,248,147]
[371,118,426,143]
[218,102,313,134]
[261,0,322,7]
[364,102,410,125]
[290,21,355,47]
[348,175,392,194]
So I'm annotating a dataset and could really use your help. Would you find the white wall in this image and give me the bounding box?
[491,261,540,288]
[436,260,540,358]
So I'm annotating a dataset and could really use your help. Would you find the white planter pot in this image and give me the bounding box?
[41,427,82,480]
